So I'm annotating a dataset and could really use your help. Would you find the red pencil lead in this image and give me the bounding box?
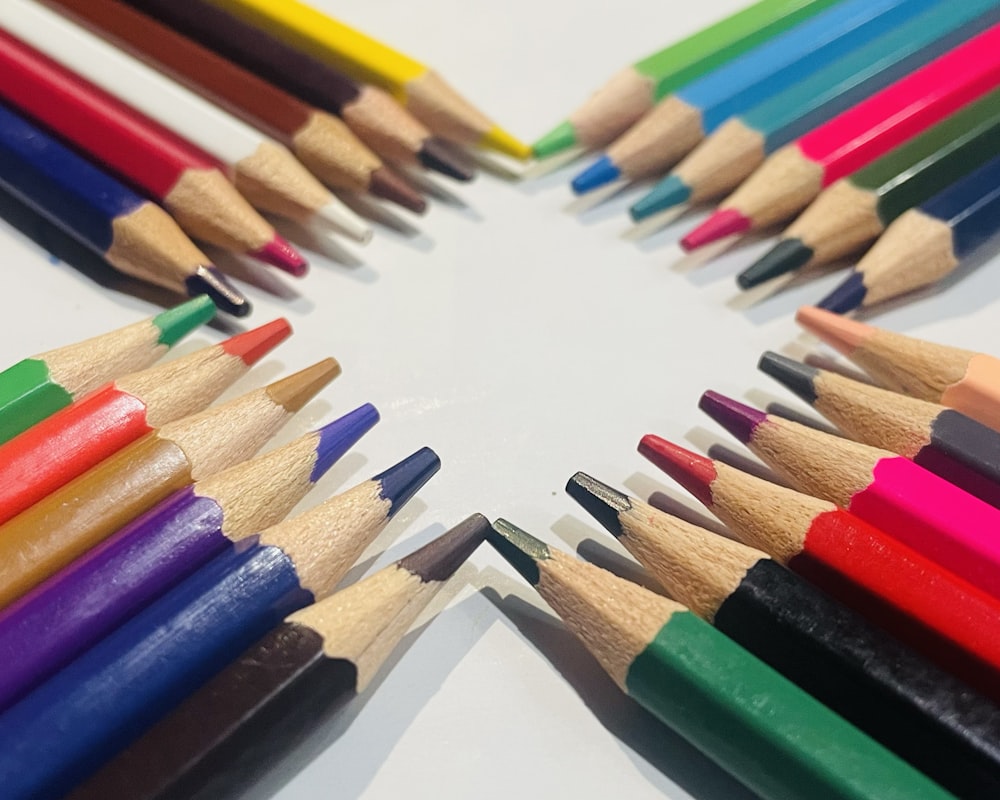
[638,435,716,507]
[681,208,751,251]
[220,319,293,365]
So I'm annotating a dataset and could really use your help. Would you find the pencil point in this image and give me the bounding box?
[254,234,309,277]
[699,391,766,445]
[418,138,476,182]
[532,121,578,160]
[637,435,717,508]
[311,403,380,481]
[185,266,251,317]
[681,208,750,251]
[488,519,550,585]
[630,175,691,221]
[375,447,441,517]
[565,472,629,538]
[317,201,373,244]
[482,125,531,160]
[151,296,216,347]
[571,155,621,195]
[220,318,292,365]
[398,513,490,582]
[794,306,871,354]
[370,167,428,214]
[818,271,867,314]
[738,239,813,289]
[266,358,340,412]
[758,352,819,405]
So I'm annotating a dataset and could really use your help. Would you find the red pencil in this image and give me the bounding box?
[638,434,1000,701]
[681,23,1000,251]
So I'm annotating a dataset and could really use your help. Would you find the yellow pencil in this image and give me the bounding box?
[206,0,530,159]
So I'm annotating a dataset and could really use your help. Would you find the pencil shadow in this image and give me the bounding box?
[572,180,656,226]
[800,354,875,385]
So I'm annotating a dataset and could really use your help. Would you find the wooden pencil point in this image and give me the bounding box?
[488,519,550,585]
[398,513,490,582]
[564,472,629,538]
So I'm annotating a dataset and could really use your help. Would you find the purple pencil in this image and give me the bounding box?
[0,403,378,713]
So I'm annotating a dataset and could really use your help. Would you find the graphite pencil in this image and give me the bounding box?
[0,404,378,713]
[70,513,488,800]
[0,447,439,800]
[638,435,1000,700]
[488,519,953,800]
[796,305,1000,431]
[0,297,212,444]
[567,471,1000,799]
[0,358,339,610]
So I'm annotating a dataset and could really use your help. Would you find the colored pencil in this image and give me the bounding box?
[531,0,843,161]
[0,446,439,800]
[567,471,1000,799]
[3,0,371,243]
[487,519,953,800]
[204,0,528,160]
[71,513,487,800]
[52,0,425,214]
[0,358,338,610]
[120,0,473,181]
[629,1,1000,225]
[760,351,1000,508]
[0,101,249,313]
[0,297,212,445]
[638,434,1000,700]
[700,391,1000,602]
[819,152,1000,312]
[741,85,1000,288]
[796,305,1000,431]
[681,23,1000,251]
[0,319,290,526]
[572,0,936,196]
[0,404,378,713]
[0,30,306,274]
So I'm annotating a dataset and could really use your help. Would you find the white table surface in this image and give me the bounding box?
[1,1,997,797]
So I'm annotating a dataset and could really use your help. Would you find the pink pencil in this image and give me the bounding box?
[681,23,1000,251]
[699,390,1000,602]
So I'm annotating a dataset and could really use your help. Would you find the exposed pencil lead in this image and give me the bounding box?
[638,435,716,507]
[255,234,309,276]
[375,447,440,515]
[265,359,340,412]
[151,296,216,346]
[565,472,629,538]
[630,175,691,221]
[398,513,490,582]
[681,208,750,251]
[571,155,621,195]
[818,271,867,313]
[418,138,476,182]
[184,266,251,317]
[370,167,428,214]
[758,352,820,404]
[222,318,292,365]
[699,391,768,444]
[738,239,813,289]
[311,404,380,480]
[487,519,549,585]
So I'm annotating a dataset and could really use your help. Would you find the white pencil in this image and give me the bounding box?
[4,0,371,243]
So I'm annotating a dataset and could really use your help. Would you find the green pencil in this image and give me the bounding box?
[488,519,956,800]
[532,0,843,161]
[0,296,214,444]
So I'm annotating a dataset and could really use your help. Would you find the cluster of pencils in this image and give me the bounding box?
[0,300,492,800]
[537,0,1000,313]
[0,0,529,316]
[490,306,1000,799]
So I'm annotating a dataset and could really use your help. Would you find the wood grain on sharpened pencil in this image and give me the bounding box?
[630,1,1000,225]
[637,435,1000,702]
[0,297,212,445]
[741,85,1000,288]
[567,472,1000,800]
[0,404,378,714]
[531,0,843,159]
[819,152,1000,312]
[120,0,473,181]
[0,358,338,611]
[681,22,1000,252]
[760,351,1000,509]
[0,319,291,526]
[796,305,1000,432]
[49,0,425,214]
[571,0,935,196]
[487,520,954,800]
[0,447,439,800]
[0,102,249,314]
[205,0,529,159]
[70,513,487,800]
[2,0,371,243]
[0,29,305,274]
[700,391,1000,602]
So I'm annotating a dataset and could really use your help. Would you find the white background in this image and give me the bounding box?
[2,1,998,797]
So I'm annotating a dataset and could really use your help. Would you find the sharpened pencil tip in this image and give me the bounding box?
[565,472,629,538]
[532,121,578,160]
[488,519,550,585]
[375,447,441,516]
[185,266,251,317]
[699,391,766,444]
[151,295,216,347]
[266,358,340,412]
[638,435,717,507]
[220,318,292,365]
[738,239,813,289]
[571,155,620,195]
[419,138,476,182]
[254,234,309,276]
[317,200,373,244]
[758,352,819,405]
[817,271,867,314]
[794,306,872,354]
[482,125,532,161]
[370,167,428,214]
[681,208,750,252]
[310,403,380,482]
[630,175,691,221]
[398,513,490,582]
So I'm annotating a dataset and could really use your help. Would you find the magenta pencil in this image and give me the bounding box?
[0,404,377,713]
[699,390,1000,602]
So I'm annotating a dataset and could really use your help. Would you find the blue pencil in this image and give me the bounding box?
[0,447,439,800]
[818,152,1000,312]
[0,101,247,315]
[572,0,943,196]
